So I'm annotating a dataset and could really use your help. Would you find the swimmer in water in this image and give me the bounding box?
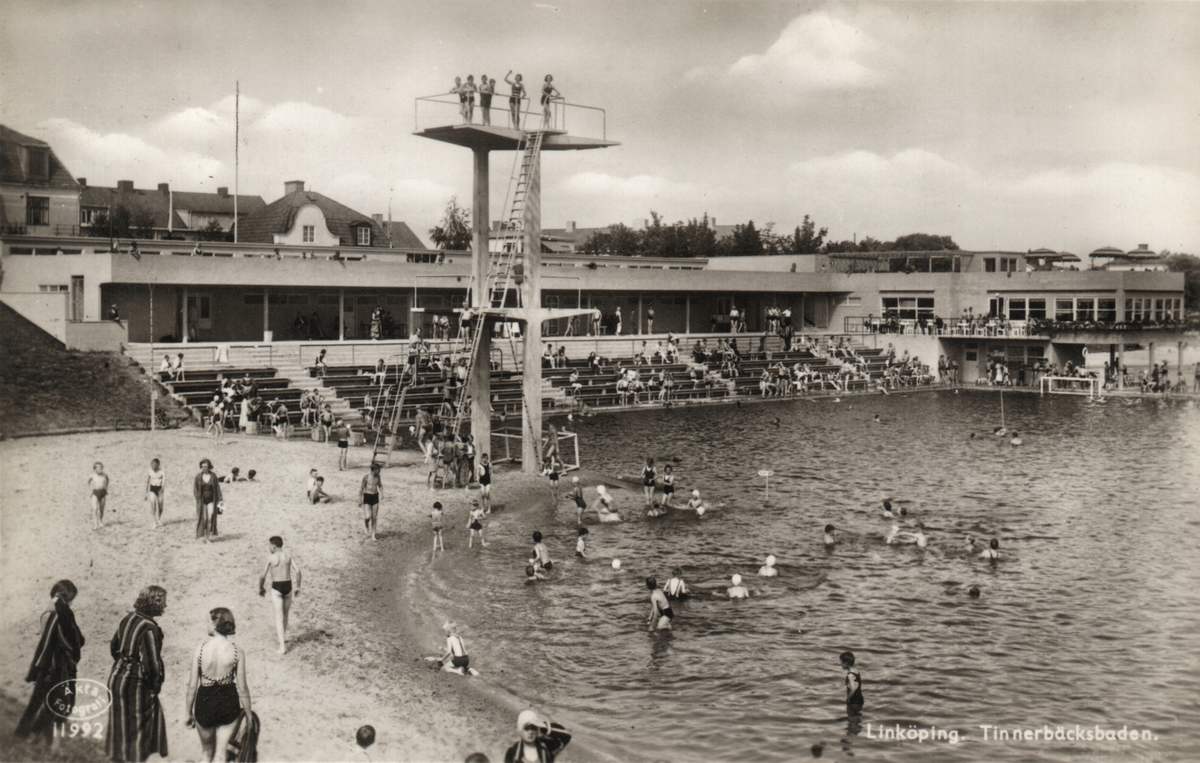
[964,534,977,554]
[646,577,673,630]
[901,522,928,549]
[664,568,689,600]
[725,574,750,599]
[968,585,980,598]
[525,564,545,582]
[575,527,588,558]
[824,524,837,547]
[532,531,552,571]
[980,538,1000,560]
[1010,431,1023,446]
[881,500,893,519]
[841,651,864,713]
[593,485,620,523]
[570,477,586,524]
[885,522,902,545]
[993,425,1007,437]
[685,489,706,516]
[873,414,881,423]
[757,555,778,577]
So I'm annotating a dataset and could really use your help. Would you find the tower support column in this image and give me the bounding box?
[470,148,492,456]
[521,150,543,472]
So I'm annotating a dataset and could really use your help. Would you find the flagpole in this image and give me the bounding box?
[234,81,239,243]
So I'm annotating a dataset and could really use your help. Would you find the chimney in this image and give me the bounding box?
[284,180,305,195]
[633,218,648,230]
[117,180,134,192]
[77,177,87,188]
[565,221,576,233]
[217,187,228,198]
[372,213,384,223]
[158,183,170,195]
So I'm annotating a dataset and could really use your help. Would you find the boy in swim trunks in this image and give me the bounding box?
[575,527,588,558]
[431,502,445,553]
[146,458,165,528]
[646,577,673,631]
[89,462,109,530]
[468,500,487,548]
[360,462,383,540]
[258,536,301,654]
[336,420,351,471]
[664,568,689,600]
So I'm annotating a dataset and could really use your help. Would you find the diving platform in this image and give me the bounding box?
[414,124,618,152]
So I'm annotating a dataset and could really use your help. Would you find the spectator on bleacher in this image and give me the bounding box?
[556,346,567,368]
[568,370,582,397]
[159,353,173,379]
[616,375,631,405]
[659,371,675,403]
[692,340,705,364]
[666,335,679,363]
[367,359,385,386]
[759,369,777,397]
[588,352,603,371]
[314,349,328,378]
[172,353,185,382]
[542,344,554,369]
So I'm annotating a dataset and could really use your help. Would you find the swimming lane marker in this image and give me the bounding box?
[758,469,774,499]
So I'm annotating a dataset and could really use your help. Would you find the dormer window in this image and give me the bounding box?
[27,148,48,180]
[302,225,315,243]
[356,225,371,246]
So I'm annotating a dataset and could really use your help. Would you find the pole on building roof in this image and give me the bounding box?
[234,81,239,243]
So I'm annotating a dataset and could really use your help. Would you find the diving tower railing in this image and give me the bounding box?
[414,92,608,142]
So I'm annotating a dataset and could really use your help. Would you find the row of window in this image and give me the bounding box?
[1126,297,1183,322]
[881,296,935,320]
[984,296,1183,322]
[983,257,1020,273]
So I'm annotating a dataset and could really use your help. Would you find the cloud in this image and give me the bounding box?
[38,118,224,186]
[688,11,882,91]
[562,171,696,199]
[789,149,1200,253]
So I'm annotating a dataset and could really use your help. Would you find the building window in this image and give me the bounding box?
[26,196,50,226]
[1008,298,1026,321]
[39,284,69,292]
[356,226,371,246]
[1097,299,1116,323]
[243,293,264,305]
[1028,299,1046,320]
[845,297,861,306]
[80,208,97,226]
[1055,298,1074,321]
[303,225,315,243]
[984,258,996,272]
[882,296,934,321]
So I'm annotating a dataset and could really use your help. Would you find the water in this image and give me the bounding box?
[414,392,1200,762]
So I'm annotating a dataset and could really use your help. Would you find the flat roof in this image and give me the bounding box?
[413,125,619,152]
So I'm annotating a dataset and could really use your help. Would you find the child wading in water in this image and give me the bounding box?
[570,477,586,524]
[841,651,864,713]
[146,458,165,528]
[359,462,383,540]
[89,462,109,530]
[575,527,588,558]
[468,500,487,548]
[542,458,561,503]
[438,621,476,675]
[660,464,676,508]
[431,502,445,553]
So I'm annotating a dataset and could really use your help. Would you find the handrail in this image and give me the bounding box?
[414,92,607,140]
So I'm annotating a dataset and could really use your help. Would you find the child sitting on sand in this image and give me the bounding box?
[437,621,477,676]
[311,476,333,504]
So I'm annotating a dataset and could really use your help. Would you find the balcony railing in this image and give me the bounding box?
[844,315,1189,337]
[414,91,607,142]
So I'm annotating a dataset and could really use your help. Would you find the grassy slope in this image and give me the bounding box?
[0,303,185,436]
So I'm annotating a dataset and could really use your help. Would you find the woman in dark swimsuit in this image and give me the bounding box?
[505,71,524,129]
[641,457,657,508]
[541,74,561,126]
[186,608,252,762]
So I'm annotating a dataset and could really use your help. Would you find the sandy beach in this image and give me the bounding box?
[0,428,601,763]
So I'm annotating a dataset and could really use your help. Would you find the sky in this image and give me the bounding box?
[2,0,1198,254]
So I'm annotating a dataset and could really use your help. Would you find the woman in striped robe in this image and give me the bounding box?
[106,585,168,762]
[15,579,84,745]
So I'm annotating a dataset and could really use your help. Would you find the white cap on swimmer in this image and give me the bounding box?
[597,485,607,494]
[731,574,743,586]
[517,709,543,732]
[611,559,621,570]
[572,476,579,484]
[766,555,776,566]
[692,489,700,497]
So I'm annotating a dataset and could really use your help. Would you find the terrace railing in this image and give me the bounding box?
[414,92,607,142]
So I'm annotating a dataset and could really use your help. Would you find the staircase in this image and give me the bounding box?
[270,353,361,423]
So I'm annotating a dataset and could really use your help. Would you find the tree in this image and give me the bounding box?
[88,204,133,240]
[889,233,958,251]
[580,223,641,257]
[428,197,472,251]
[790,215,828,254]
[718,220,764,257]
[131,206,158,240]
[1165,252,1200,319]
[196,218,230,242]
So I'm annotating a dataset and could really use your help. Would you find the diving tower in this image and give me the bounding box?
[413,90,618,472]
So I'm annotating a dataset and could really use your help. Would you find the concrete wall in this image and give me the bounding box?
[1,249,112,321]
[0,291,68,343]
[705,254,820,273]
[0,186,80,235]
[66,320,127,352]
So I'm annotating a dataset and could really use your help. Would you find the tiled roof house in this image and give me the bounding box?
[0,124,82,235]
[237,181,385,247]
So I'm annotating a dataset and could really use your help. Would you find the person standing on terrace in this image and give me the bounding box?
[451,76,467,123]
[505,71,524,129]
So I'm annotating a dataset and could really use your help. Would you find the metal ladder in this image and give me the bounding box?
[369,362,413,466]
